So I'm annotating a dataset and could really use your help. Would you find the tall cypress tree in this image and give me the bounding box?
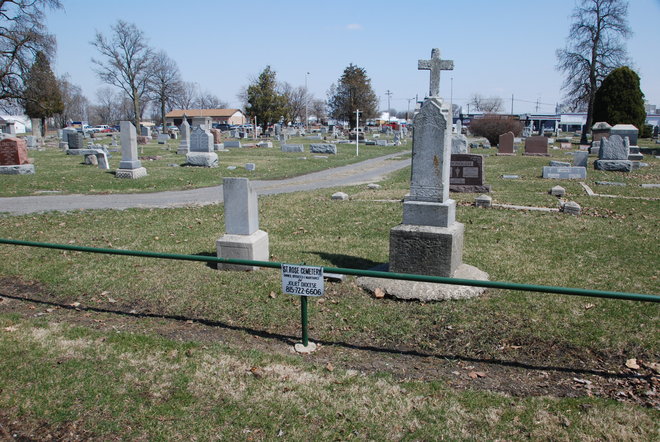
[245,66,288,131]
[22,51,64,132]
[593,66,646,130]
[327,64,378,128]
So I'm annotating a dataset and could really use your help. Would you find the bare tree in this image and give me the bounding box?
[469,94,504,113]
[149,50,182,129]
[194,90,228,109]
[173,81,198,110]
[53,75,89,128]
[280,82,311,124]
[556,0,631,144]
[89,87,122,125]
[311,99,326,125]
[0,0,62,101]
[91,20,155,130]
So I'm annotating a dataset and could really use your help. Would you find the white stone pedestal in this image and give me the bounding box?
[216,229,269,271]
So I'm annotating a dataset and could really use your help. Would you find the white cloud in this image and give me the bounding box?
[345,23,363,31]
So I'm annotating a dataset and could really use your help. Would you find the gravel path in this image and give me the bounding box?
[0,152,410,215]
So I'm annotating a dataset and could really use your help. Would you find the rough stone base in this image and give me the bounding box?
[496,153,515,156]
[0,164,35,175]
[389,223,463,278]
[216,229,269,271]
[176,147,189,155]
[356,263,489,301]
[186,152,219,167]
[594,160,632,172]
[115,167,147,179]
[523,153,550,156]
[450,184,491,193]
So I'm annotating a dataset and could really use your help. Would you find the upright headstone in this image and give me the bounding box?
[25,136,37,150]
[610,124,638,146]
[177,118,190,155]
[0,137,34,174]
[594,134,632,172]
[30,118,42,139]
[210,128,223,144]
[524,136,549,156]
[455,119,462,135]
[186,125,218,167]
[5,122,16,136]
[67,131,84,149]
[449,154,491,193]
[216,178,270,271]
[310,144,337,154]
[497,131,515,155]
[451,134,468,154]
[157,133,169,144]
[573,151,588,168]
[116,121,147,179]
[281,143,304,153]
[390,49,463,278]
[591,122,611,142]
[140,126,151,138]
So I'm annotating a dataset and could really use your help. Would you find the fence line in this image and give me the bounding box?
[0,238,658,303]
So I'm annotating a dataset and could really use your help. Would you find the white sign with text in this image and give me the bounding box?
[281,264,324,297]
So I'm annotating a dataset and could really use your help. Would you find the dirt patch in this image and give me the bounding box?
[1,277,658,414]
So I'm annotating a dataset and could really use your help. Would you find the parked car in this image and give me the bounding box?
[212,123,234,131]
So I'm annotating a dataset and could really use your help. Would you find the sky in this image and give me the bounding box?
[45,0,660,115]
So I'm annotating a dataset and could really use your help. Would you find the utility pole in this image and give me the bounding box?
[305,72,310,131]
[511,94,514,115]
[536,98,540,113]
[355,109,360,157]
[406,98,413,122]
[385,90,392,122]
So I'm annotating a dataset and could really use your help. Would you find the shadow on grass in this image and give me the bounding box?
[309,251,382,270]
[1,289,647,382]
[195,251,218,270]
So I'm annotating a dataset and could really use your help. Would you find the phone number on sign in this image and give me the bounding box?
[288,287,323,296]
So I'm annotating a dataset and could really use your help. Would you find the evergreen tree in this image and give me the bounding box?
[22,51,63,133]
[327,64,378,128]
[245,66,287,130]
[593,66,645,130]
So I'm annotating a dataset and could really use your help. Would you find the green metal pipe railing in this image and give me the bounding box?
[0,238,658,303]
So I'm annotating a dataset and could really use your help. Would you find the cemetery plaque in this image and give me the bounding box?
[449,154,491,193]
[281,264,324,297]
[542,166,587,179]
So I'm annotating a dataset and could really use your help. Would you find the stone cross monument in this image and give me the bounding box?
[417,48,454,98]
[389,48,464,277]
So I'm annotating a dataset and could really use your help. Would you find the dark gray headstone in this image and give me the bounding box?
[449,154,491,192]
[310,144,337,154]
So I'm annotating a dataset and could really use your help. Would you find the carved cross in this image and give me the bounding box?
[418,48,454,97]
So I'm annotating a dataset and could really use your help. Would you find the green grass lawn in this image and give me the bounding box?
[0,135,409,197]
[0,140,658,439]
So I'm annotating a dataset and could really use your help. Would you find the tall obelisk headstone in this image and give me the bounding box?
[177,116,191,155]
[116,121,147,179]
[389,48,463,277]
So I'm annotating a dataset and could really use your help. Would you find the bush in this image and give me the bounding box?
[468,115,523,146]
[593,66,646,131]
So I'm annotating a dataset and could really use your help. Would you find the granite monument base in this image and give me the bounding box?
[389,222,464,278]
[594,160,632,172]
[402,199,456,228]
[115,167,148,179]
[0,164,35,175]
[216,229,269,271]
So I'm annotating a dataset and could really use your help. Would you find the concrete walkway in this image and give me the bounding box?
[0,152,411,215]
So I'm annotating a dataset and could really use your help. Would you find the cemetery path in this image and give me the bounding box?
[0,151,410,215]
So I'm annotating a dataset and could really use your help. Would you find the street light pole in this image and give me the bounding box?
[385,90,392,123]
[355,109,360,157]
[305,72,310,131]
